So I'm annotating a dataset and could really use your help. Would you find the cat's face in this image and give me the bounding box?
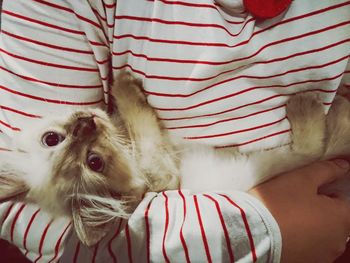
[0,108,146,246]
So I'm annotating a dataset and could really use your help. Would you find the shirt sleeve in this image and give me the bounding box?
[59,191,281,263]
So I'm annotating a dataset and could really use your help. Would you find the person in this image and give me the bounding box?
[0,0,350,262]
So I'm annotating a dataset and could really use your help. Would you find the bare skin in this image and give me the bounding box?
[249,160,350,263]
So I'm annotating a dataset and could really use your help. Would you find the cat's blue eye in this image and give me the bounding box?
[42,131,65,147]
[87,152,105,173]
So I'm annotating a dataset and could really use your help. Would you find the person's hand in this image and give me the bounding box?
[249,160,350,263]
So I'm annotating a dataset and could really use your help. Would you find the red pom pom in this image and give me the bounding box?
[243,0,292,19]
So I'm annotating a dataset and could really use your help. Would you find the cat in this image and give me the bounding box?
[1,71,350,246]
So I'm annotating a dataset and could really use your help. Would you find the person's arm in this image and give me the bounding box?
[250,160,350,263]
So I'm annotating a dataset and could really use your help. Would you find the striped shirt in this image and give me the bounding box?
[0,0,349,262]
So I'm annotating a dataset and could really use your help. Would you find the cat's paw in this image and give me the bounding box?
[286,92,326,156]
[138,141,180,192]
[287,92,324,119]
[113,70,147,104]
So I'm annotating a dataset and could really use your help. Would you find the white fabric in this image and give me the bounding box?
[0,0,349,262]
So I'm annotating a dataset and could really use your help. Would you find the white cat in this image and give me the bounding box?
[1,71,350,246]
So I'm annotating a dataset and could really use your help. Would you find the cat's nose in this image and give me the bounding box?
[72,116,96,137]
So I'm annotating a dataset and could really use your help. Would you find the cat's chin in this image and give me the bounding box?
[118,177,148,201]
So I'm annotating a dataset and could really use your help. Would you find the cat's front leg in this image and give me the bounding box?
[286,92,326,159]
[109,70,150,121]
[110,71,180,192]
[242,93,327,190]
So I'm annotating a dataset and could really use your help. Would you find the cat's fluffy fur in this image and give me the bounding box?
[1,71,350,246]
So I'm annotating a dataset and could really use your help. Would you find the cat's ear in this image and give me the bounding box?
[0,166,29,202]
[71,195,129,246]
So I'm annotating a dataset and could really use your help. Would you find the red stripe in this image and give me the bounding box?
[115,44,349,83]
[33,0,109,43]
[114,38,350,85]
[96,57,110,65]
[92,7,106,21]
[2,10,85,35]
[73,13,110,42]
[162,192,171,263]
[48,222,72,263]
[1,203,15,225]
[32,0,74,13]
[250,38,350,68]
[147,0,246,24]
[107,219,123,263]
[147,0,218,10]
[218,129,291,148]
[23,209,41,256]
[92,242,100,263]
[204,194,234,263]
[0,85,103,105]
[113,19,350,49]
[75,12,105,30]
[73,241,81,263]
[114,46,349,99]
[193,195,212,263]
[34,220,53,263]
[0,48,99,72]
[144,200,153,263]
[0,119,21,132]
[178,190,191,263]
[145,0,244,24]
[228,21,350,62]
[157,88,337,123]
[165,104,285,129]
[153,74,343,112]
[89,40,108,46]
[175,89,337,144]
[1,30,94,54]
[103,1,116,8]
[0,65,101,89]
[0,105,41,118]
[114,15,254,37]
[184,117,286,140]
[32,0,106,35]
[114,33,232,47]
[155,49,350,87]
[125,223,133,263]
[220,195,257,262]
[92,8,115,28]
